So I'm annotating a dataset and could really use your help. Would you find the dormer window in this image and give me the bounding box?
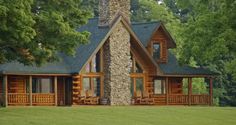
[153,43,160,60]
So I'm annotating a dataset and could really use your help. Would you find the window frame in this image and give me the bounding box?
[153,79,166,95]
[130,73,145,97]
[131,53,144,73]
[152,42,161,60]
[32,77,54,94]
[81,49,103,74]
[81,75,102,97]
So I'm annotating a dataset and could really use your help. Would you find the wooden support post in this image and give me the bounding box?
[100,47,104,72]
[188,78,192,106]
[3,75,8,107]
[100,76,104,98]
[54,76,58,106]
[209,78,213,106]
[29,76,32,106]
[165,77,169,105]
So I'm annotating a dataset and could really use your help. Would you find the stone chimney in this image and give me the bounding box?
[100,0,132,105]
[99,0,131,26]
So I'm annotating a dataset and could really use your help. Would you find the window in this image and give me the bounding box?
[81,50,101,73]
[154,79,165,94]
[131,77,144,97]
[91,51,100,72]
[153,43,160,60]
[82,77,101,97]
[136,78,144,92]
[131,53,143,73]
[93,78,100,96]
[32,78,53,93]
[135,63,143,73]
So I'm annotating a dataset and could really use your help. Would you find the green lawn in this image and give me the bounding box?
[0,106,235,125]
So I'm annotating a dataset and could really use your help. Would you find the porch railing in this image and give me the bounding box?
[7,93,55,105]
[168,94,209,105]
[8,93,30,105]
[32,93,55,105]
[191,94,209,105]
[169,94,188,105]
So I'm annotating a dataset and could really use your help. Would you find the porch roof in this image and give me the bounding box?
[159,51,218,76]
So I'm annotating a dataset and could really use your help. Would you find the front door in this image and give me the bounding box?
[57,77,72,106]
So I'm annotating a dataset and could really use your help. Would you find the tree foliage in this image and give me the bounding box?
[0,0,91,65]
[174,0,236,106]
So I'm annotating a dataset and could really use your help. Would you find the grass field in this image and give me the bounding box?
[0,106,235,125]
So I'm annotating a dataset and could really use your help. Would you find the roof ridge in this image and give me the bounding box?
[131,21,160,25]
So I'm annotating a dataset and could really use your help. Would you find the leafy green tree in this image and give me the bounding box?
[0,0,91,65]
[176,0,236,106]
[81,0,99,17]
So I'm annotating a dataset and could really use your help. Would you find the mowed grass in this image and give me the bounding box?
[0,106,235,125]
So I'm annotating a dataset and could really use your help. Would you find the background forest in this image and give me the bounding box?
[82,0,236,106]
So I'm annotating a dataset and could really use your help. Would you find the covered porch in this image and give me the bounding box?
[0,75,72,107]
[154,77,213,105]
[131,75,214,106]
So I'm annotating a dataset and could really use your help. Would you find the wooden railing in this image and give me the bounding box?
[32,93,55,105]
[169,94,188,105]
[168,94,209,105]
[191,94,209,105]
[7,93,55,106]
[8,93,30,105]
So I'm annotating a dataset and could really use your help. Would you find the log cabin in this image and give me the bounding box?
[0,0,217,107]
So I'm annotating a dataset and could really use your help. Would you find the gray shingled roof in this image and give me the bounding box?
[159,51,216,75]
[64,18,110,73]
[132,22,161,46]
[0,18,215,76]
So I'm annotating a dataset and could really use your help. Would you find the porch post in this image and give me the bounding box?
[3,75,8,107]
[188,78,192,106]
[54,76,58,106]
[209,78,213,106]
[165,77,169,105]
[29,76,32,106]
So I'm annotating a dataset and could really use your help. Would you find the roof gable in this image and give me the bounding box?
[76,16,162,75]
[132,22,176,48]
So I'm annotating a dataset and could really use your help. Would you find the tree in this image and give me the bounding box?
[0,0,91,65]
[81,0,99,17]
[175,0,236,106]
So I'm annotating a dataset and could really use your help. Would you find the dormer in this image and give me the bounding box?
[146,24,176,63]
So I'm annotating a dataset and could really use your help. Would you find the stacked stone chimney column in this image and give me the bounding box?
[100,0,132,105]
